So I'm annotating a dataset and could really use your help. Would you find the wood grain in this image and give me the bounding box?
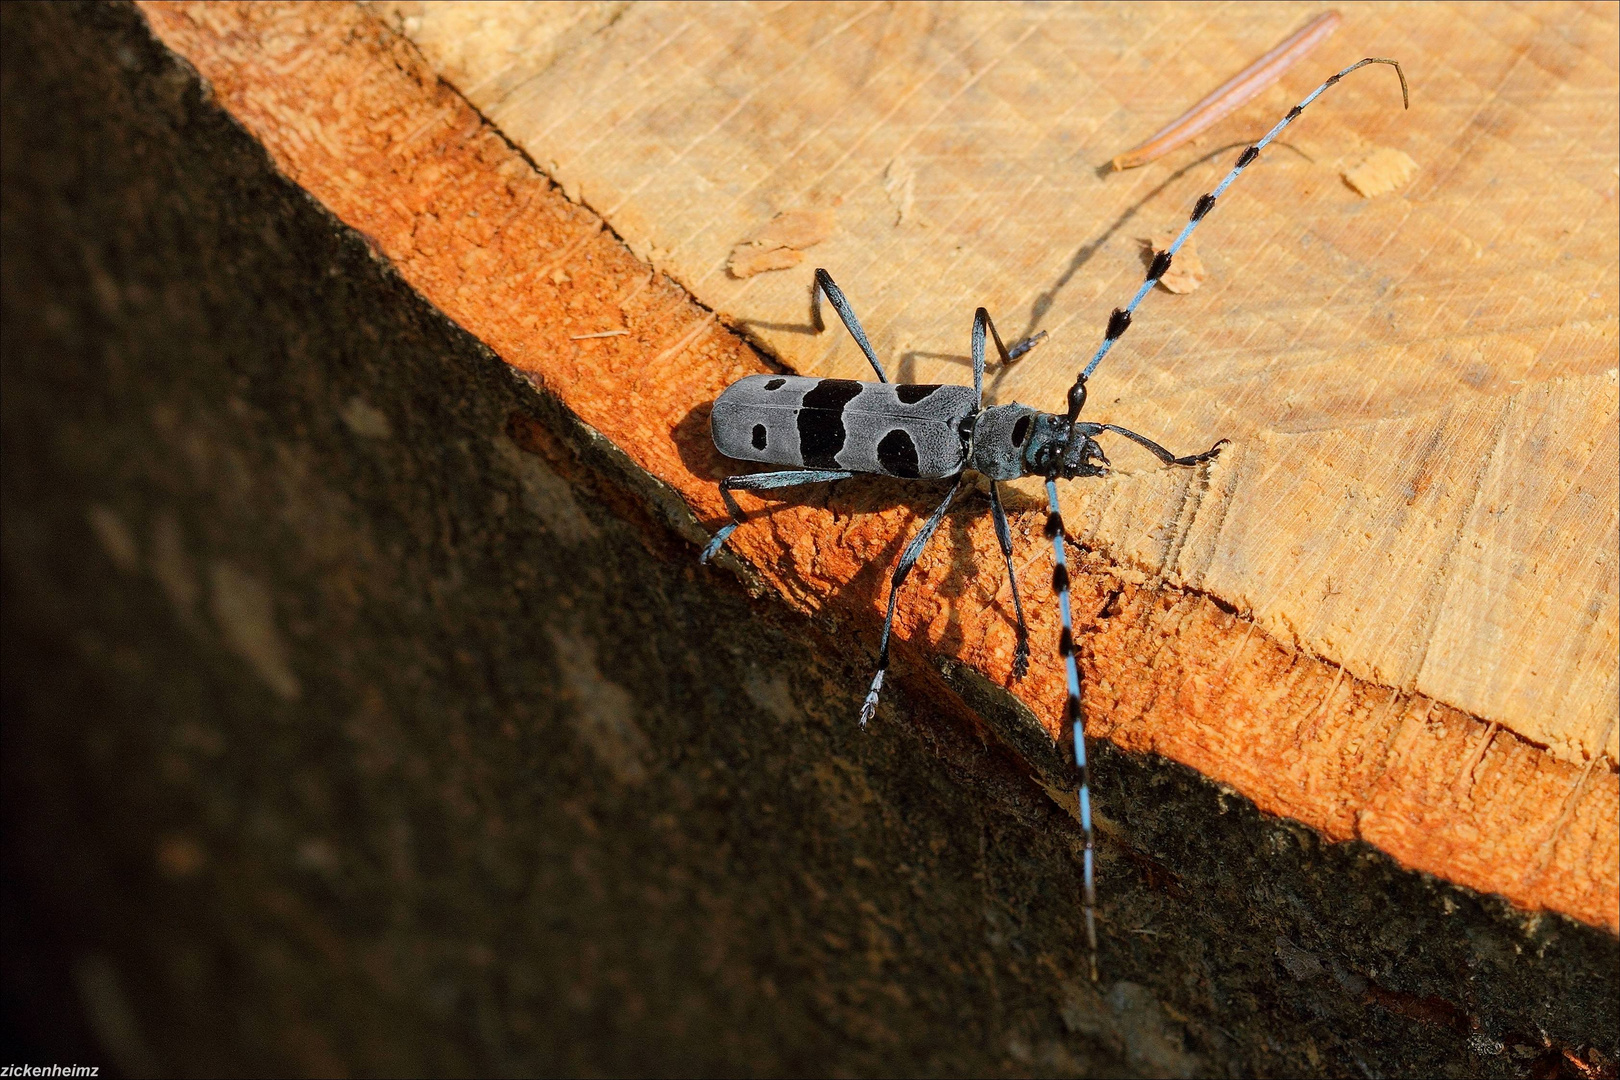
[376,1,1618,768]
[136,1,1618,932]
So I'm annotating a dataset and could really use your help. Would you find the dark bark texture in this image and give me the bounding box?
[2,3,1615,1077]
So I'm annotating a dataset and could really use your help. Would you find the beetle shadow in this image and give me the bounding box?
[928,485,1025,665]
[977,139,1310,404]
[1016,140,1312,344]
[798,478,1017,700]
[827,483,1013,684]
[825,141,1308,404]
[892,349,966,386]
[826,476,968,629]
[674,399,730,482]
[729,277,828,340]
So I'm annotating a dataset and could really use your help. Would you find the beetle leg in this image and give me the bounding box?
[700,469,855,563]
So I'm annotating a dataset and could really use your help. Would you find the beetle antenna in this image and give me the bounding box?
[1044,479,1099,980]
[1057,58,1407,431]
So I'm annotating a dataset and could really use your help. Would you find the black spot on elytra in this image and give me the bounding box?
[1011,414,1032,446]
[895,384,942,404]
[751,424,767,450]
[802,379,863,409]
[877,428,921,478]
[797,379,862,468]
[764,378,786,391]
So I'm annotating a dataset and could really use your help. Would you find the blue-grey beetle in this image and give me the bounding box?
[698,58,1407,982]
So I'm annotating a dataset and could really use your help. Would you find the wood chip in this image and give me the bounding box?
[1147,232,1208,294]
[727,208,835,278]
[727,244,805,277]
[1342,147,1419,198]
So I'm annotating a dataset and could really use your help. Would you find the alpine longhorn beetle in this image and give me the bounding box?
[700,58,1408,980]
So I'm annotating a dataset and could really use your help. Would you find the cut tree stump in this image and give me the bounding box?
[2,2,1615,1076]
[158,0,1618,928]
[370,1,1618,768]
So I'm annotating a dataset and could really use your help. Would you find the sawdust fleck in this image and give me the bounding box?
[1342,147,1419,198]
[1147,233,1207,294]
[728,209,835,278]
